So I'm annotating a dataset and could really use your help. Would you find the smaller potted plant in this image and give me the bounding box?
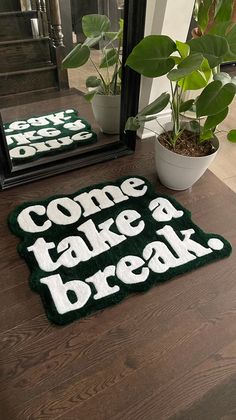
[62,14,123,135]
[125,32,236,190]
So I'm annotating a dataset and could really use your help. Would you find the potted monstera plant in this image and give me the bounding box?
[125,31,236,190]
[62,14,123,134]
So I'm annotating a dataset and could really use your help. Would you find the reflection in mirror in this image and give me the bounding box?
[1,0,124,170]
[4,109,98,171]
[0,0,146,188]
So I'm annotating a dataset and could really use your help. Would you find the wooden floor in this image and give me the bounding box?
[0,137,236,419]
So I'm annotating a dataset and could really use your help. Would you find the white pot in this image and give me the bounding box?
[155,122,219,190]
[91,94,121,134]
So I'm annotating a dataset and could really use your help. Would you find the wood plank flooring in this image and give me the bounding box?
[0,137,236,419]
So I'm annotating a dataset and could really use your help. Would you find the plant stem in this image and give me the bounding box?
[170,81,176,142]
[175,83,180,136]
[170,81,180,147]
[111,37,122,95]
[89,57,107,94]
[103,47,111,93]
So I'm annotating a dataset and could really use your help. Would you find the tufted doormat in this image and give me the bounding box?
[8,176,231,325]
[4,109,97,164]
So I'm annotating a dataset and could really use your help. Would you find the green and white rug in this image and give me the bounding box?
[8,176,231,325]
[4,109,97,164]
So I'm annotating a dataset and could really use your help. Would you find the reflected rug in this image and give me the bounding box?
[8,176,232,325]
[4,109,97,164]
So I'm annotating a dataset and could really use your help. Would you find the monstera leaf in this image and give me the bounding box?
[196,80,236,117]
[82,14,110,38]
[62,44,90,68]
[197,0,212,33]
[100,48,119,68]
[126,35,176,77]
[227,130,236,142]
[178,58,211,91]
[188,34,229,68]
[176,40,190,58]
[204,107,229,130]
[168,53,204,81]
[138,92,170,116]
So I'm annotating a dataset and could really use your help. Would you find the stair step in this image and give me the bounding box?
[0,11,41,41]
[0,87,61,108]
[0,37,49,46]
[0,65,58,95]
[0,11,38,17]
[0,38,52,72]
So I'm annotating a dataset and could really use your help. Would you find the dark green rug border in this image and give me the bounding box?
[8,176,232,325]
[4,109,97,165]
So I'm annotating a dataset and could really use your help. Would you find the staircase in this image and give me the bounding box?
[0,0,68,106]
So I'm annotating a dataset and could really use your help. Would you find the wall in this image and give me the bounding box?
[138,0,195,138]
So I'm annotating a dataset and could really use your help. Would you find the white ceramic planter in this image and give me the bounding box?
[155,123,219,190]
[91,94,121,134]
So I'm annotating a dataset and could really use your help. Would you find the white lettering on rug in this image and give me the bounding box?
[4,109,96,162]
[12,176,227,322]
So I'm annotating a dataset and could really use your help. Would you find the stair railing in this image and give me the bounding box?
[45,0,69,89]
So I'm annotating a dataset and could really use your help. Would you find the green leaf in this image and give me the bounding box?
[138,92,170,117]
[138,115,159,123]
[178,71,207,91]
[204,107,229,130]
[225,24,236,60]
[168,53,204,81]
[125,117,140,131]
[178,59,211,91]
[227,129,236,142]
[200,128,214,141]
[196,80,236,117]
[100,48,119,68]
[176,40,190,58]
[104,31,118,40]
[197,0,212,33]
[84,92,96,102]
[188,34,229,68]
[118,18,124,38]
[179,99,195,113]
[213,72,231,85]
[214,0,234,24]
[190,120,200,133]
[82,14,110,38]
[83,35,102,48]
[86,76,102,88]
[208,21,230,37]
[171,56,182,65]
[126,35,176,77]
[84,91,97,102]
[62,44,90,69]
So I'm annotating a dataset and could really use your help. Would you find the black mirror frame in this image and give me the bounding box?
[0,0,147,189]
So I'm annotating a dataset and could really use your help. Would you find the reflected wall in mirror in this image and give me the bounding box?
[0,0,147,189]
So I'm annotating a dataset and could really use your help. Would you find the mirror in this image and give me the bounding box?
[0,0,146,189]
